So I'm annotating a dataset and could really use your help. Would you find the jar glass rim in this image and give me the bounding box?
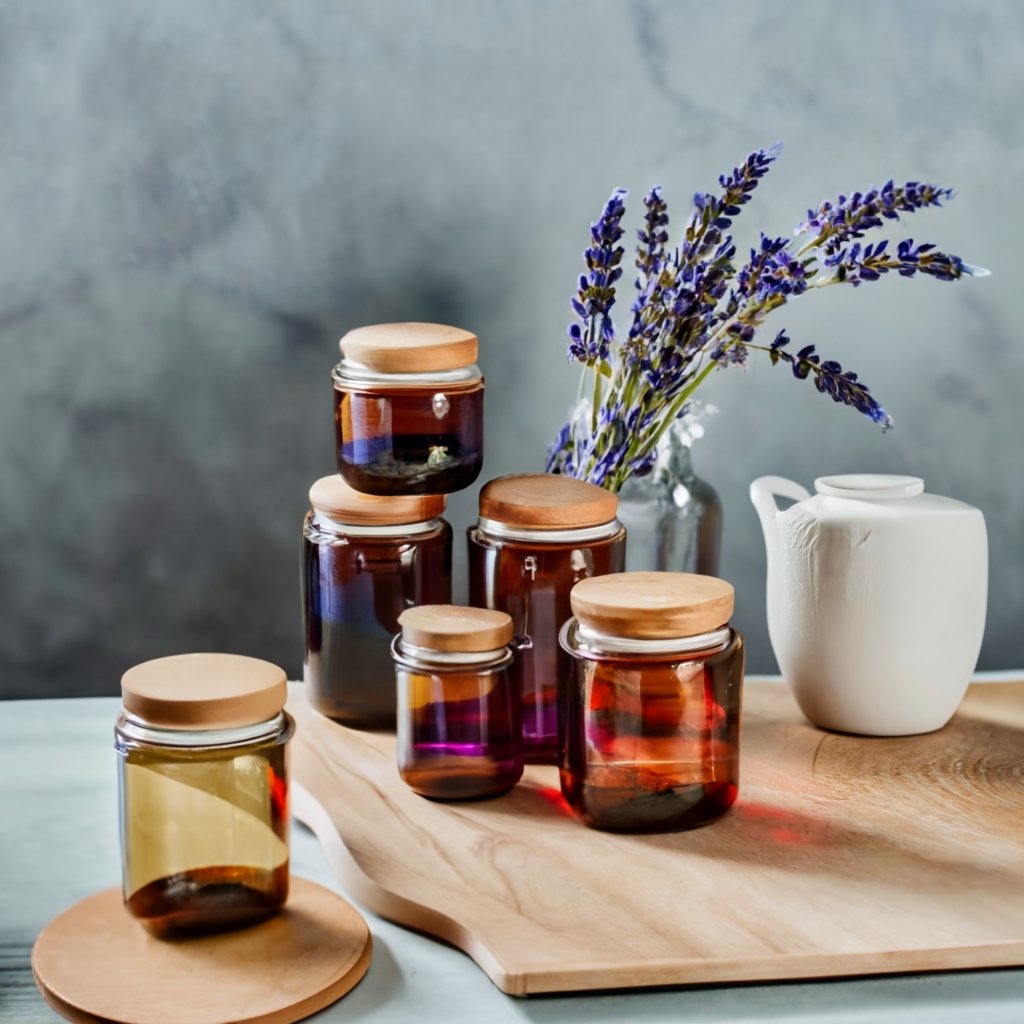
[332,359,482,389]
[391,635,513,671]
[559,618,732,658]
[474,517,623,545]
[115,710,291,751]
[307,511,445,538]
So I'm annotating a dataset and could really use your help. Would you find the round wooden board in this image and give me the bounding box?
[32,876,371,1024]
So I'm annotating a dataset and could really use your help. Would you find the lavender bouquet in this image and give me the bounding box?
[546,144,988,493]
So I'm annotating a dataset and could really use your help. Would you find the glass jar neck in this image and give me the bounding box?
[115,710,289,751]
[307,511,443,539]
[560,618,732,659]
[475,517,622,545]
[332,358,482,391]
[391,635,513,672]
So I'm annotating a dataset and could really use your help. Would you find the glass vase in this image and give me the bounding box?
[615,418,722,576]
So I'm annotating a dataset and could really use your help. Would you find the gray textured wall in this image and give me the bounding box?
[2,0,1022,698]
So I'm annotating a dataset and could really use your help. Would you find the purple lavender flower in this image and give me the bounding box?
[824,237,984,286]
[684,143,782,264]
[567,188,627,365]
[755,247,812,300]
[795,180,955,254]
[765,333,892,429]
[548,146,985,493]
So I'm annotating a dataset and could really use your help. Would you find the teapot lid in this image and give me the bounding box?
[814,475,924,500]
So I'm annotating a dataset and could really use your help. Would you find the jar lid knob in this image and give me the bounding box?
[814,474,924,500]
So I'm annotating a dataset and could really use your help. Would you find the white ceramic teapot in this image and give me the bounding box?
[749,474,988,736]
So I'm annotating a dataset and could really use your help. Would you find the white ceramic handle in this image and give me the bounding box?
[749,476,811,555]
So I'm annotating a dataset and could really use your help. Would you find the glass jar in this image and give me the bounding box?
[302,474,452,727]
[467,474,626,764]
[559,572,744,833]
[332,322,485,495]
[393,605,523,800]
[115,653,293,937]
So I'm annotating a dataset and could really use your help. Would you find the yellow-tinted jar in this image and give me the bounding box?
[115,653,293,937]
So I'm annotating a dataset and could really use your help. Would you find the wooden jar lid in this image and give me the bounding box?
[479,474,618,529]
[398,605,513,652]
[121,653,287,730]
[32,878,371,1024]
[339,322,478,373]
[310,474,446,526]
[570,572,735,640]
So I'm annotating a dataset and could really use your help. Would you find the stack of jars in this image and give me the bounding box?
[303,322,745,834]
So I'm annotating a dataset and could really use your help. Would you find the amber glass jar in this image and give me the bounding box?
[302,475,452,728]
[393,605,523,800]
[559,572,744,833]
[467,475,626,764]
[333,322,485,495]
[115,654,293,937]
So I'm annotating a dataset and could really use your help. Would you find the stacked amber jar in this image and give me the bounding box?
[302,321,746,832]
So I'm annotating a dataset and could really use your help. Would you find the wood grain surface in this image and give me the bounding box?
[290,680,1024,996]
[32,877,371,1024]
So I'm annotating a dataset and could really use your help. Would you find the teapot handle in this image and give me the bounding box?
[749,476,811,554]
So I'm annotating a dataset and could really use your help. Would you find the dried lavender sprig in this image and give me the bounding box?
[744,331,893,429]
[567,188,627,365]
[626,187,671,360]
[823,238,989,285]
[795,180,955,254]
[684,142,782,264]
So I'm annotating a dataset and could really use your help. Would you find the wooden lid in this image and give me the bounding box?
[31,878,371,1024]
[121,653,287,729]
[339,322,478,373]
[309,475,446,526]
[398,605,513,652]
[478,474,618,529]
[570,572,734,639]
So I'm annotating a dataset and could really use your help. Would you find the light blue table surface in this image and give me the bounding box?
[3,691,1023,1023]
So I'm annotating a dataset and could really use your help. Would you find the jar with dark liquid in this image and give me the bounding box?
[467,475,626,764]
[559,572,744,833]
[333,322,484,495]
[393,605,523,800]
[302,474,452,727]
[115,653,292,937]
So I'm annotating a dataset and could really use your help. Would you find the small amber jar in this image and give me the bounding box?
[115,653,293,937]
[332,322,485,495]
[302,474,452,727]
[467,475,626,764]
[393,605,523,800]
[559,572,744,833]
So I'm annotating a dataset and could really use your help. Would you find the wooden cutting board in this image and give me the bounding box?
[289,680,1024,996]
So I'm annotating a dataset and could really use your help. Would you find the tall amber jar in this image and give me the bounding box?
[467,475,626,764]
[333,322,484,495]
[115,653,293,937]
[559,572,744,833]
[302,475,452,728]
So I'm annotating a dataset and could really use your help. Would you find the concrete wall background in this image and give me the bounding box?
[2,0,1022,698]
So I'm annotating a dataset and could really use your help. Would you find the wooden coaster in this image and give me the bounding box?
[32,876,371,1024]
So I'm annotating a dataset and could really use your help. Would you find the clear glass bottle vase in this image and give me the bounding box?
[615,419,722,576]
